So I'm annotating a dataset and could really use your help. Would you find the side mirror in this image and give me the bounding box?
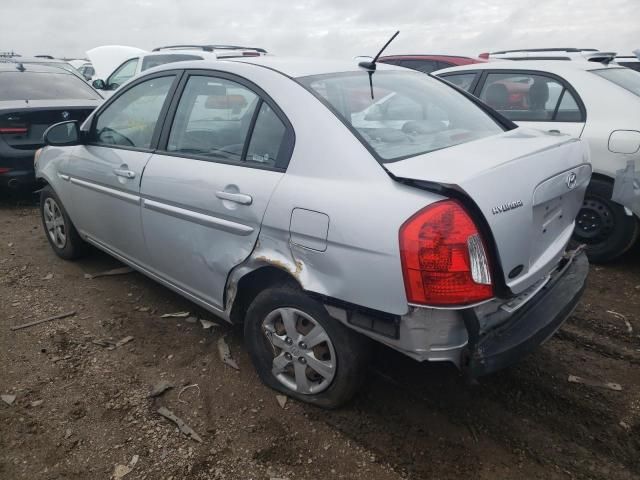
[43,121,81,147]
[92,79,106,90]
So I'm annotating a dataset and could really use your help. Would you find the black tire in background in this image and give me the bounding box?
[572,177,639,263]
[40,185,88,260]
[244,286,371,409]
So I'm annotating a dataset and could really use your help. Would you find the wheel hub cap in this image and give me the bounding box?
[262,307,336,395]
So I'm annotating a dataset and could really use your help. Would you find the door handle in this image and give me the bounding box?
[215,191,253,205]
[113,168,136,179]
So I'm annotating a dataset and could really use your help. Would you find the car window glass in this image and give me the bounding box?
[108,58,139,88]
[441,73,477,92]
[479,72,581,122]
[593,67,640,97]
[246,102,287,168]
[555,90,582,121]
[0,72,101,100]
[94,75,174,148]
[300,71,503,162]
[167,76,259,163]
[141,54,203,72]
[400,59,438,74]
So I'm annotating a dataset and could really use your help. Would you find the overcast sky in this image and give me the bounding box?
[3,0,638,60]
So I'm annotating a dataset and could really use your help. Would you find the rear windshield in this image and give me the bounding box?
[298,71,504,162]
[593,67,640,97]
[0,71,101,101]
[141,54,203,71]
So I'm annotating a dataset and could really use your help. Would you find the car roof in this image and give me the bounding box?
[435,59,624,75]
[379,54,486,63]
[148,56,406,78]
[0,61,76,74]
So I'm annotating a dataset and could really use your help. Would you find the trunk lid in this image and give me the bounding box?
[385,128,591,294]
[0,100,98,150]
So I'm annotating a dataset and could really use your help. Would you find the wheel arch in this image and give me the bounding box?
[226,264,303,325]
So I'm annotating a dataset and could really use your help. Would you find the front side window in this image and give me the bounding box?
[299,70,504,162]
[440,73,477,92]
[93,75,174,149]
[593,67,640,97]
[479,72,583,122]
[108,58,139,89]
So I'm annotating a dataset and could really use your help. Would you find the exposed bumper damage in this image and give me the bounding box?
[612,160,640,217]
[463,248,588,377]
[323,248,588,375]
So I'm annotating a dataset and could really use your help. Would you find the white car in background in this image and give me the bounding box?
[88,45,268,97]
[436,59,640,262]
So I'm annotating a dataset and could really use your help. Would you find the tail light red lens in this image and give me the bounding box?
[0,127,28,134]
[399,200,493,306]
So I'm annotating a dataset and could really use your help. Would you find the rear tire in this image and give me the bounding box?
[244,286,370,409]
[40,185,87,260]
[572,177,639,263]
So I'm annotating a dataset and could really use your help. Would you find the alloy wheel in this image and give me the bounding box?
[43,197,67,249]
[262,307,336,395]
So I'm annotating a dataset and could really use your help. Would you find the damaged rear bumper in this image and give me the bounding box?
[463,248,589,377]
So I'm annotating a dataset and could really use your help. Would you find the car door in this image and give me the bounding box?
[475,70,586,138]
[140,72,294,311]
[65,72,179,267]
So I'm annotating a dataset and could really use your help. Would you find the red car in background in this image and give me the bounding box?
[378,55,487,73]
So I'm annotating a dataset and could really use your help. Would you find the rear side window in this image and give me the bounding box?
[141,54,203,72]
[299,70,504,163]
[0,71,101,100]
[440,73,477,92]
[478,72,583,122]
[93,75,174,149]
[246,103,287,168]
[593,68,640,97]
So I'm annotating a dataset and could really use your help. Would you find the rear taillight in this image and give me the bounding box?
[0,115,28,135]
[0,127,28,134]
[399,200,493,306]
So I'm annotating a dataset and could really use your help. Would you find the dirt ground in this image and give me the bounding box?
[1,192,639,480]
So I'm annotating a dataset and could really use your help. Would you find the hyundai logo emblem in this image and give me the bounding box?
[566,172,577,190]
[61,111,70,120]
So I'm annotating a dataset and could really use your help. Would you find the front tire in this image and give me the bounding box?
[572,178,639,263]
[40,185,87,260]
[244,286,370,409]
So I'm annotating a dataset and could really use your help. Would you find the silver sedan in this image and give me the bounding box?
[35,57,590,407]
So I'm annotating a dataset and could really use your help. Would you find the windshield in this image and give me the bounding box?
[0,71,101,101]
[298,71,504,162]
[593,67,640,97]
